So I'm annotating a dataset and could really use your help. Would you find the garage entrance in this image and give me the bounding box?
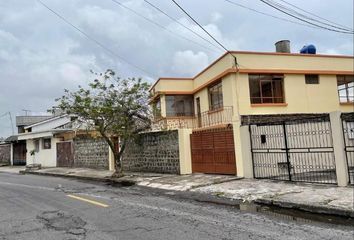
[190,126,236,175]
[249,115,337,184]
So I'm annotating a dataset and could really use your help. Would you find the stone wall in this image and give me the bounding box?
[122,130,180,174]
[73,137,109,170]
[0,144,11,165]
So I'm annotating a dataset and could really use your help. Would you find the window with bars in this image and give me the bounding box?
[208,81,223,110]
[337,75,354,103]
[165,95,194,117]
[249,74,285,104]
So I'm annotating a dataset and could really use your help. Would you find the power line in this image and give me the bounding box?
[224,0,319,30]
[110,0,219,54]
[259,0,354,34]
[270,0,353,32]
[37,0,157,77]
[171,0,229,52]
[278,0,353,31]
[143,0,224,52]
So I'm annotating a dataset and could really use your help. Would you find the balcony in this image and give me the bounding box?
[151,106,233,131]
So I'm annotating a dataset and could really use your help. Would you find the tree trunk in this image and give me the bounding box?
[112,153,124,178]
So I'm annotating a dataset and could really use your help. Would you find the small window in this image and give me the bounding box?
[43,138,51,149]
[34,139,40,152]
[305,75,319,84]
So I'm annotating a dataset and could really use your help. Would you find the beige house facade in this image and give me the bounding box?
[149,50,354,186]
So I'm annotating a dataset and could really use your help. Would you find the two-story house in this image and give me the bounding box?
[149,42,353,185]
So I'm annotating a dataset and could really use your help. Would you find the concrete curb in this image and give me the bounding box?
[19,170,137,186]
[254,198,354,218]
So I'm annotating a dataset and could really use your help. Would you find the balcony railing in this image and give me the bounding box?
[194,106,233,129]
[151,106,233,131]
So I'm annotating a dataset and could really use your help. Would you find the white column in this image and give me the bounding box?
[178,128,192,174]
[233,123,254,178]
[329,111,349,187]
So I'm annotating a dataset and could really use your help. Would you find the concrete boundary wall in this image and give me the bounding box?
[73,137,109,170]
[0,144,11,165]
[122,130,180,174]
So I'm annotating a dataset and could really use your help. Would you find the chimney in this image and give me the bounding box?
[275,40,291,53]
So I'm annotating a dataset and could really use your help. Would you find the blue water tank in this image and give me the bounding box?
[300,44,316,54]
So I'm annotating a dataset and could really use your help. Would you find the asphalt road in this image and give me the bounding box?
[0,172,353,240]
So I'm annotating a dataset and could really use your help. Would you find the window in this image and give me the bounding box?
[152,98,161,118]
[208,81,223,110]
[305,74,319,84]
[34,139,40,152]
[166,95,194,117]
[43,138,51,149]
[337,75,354,103]
[249,74,284,104]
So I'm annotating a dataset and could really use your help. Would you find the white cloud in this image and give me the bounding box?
[0,0,353,137]
[211,12,223,23]
[172,50,209,76]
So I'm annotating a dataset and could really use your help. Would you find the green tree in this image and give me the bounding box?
[55,69,151,176]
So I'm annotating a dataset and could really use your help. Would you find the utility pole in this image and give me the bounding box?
[0,112,15,135]
[8,112,14,135]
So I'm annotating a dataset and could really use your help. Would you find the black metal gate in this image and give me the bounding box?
[341,113,354,185]
[249,116,337,184]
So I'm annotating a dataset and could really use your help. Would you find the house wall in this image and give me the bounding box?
[0,144,11,165]
[154,79,193,93]
[236,73,353,115]
[26,138,61,167]
[122,130,180,174]
[232,52,354,72]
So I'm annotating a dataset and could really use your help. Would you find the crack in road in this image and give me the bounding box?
[37,210,87,239]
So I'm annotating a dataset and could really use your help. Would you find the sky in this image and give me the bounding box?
[0,0,353,138]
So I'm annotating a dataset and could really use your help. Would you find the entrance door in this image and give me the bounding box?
[190,127,236,175]
[57,142,74,167]
[13,141,26,165]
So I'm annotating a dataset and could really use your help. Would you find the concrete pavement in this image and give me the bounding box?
[195,179,354,217]
[0,172,353,240]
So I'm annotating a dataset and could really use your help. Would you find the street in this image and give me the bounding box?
[0,172,353,240]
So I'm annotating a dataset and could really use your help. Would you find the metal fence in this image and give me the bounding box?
[341,113,354,185]
[249,115,337,184]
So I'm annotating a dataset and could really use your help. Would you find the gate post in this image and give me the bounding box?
[329,111,349,186]
[178,128,192,175]
[233,123,253,178]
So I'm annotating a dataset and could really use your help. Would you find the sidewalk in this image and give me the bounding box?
[5,166,353,217]
[0,166,25,174]
[16,167,240,190]
[193,179,354,217]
